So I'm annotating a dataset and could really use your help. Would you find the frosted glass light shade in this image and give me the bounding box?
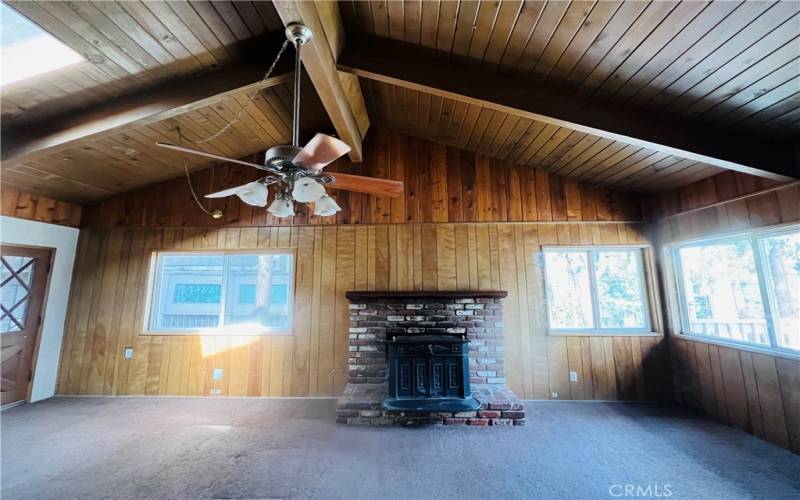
[236,182,269,207]
[314,194,341,217]
[267,197,295,218]
[205,181,268,207]
[292,177,326,202]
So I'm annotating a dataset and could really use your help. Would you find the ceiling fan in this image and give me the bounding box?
[156,23,403,218]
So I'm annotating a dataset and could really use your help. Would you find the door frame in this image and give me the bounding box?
[1,244,54,405]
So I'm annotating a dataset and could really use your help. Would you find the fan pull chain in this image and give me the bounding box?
[172,39,289,219]
[186,39,290,146]
[178,127,223,219]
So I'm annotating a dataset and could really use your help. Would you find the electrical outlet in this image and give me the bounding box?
[212,368,223,381]
[551,391,558,399]
[569,371,578,382]
[123,347,134,359]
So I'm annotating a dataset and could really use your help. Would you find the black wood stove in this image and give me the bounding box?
[384,335,481,412]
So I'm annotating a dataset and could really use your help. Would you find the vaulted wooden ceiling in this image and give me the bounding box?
[341,0,800,139]
[2,1,284,129]
[3,79,329,203]
[361,79,725,192]
[1,1,331,204]
[1,0,798,204]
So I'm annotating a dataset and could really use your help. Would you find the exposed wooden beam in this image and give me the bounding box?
[273,0,367,162]
[2,60,292,165]
[339,36,799,182]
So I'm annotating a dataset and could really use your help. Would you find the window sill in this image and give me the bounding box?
[548,331,662,337]
[673,332,800,361]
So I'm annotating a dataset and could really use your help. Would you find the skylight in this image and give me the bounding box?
[0,3,85,87]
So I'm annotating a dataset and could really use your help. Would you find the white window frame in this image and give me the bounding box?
[143,249,295,336]
[542,245,654,335]
[670,225,799,355]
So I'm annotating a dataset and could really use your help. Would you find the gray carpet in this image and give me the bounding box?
[1,397,798,499]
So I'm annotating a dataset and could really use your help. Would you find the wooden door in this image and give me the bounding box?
[1,245,51,406]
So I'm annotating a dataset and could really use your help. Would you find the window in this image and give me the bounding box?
[238,284,256,305]
[146,251,294,334]
[270,284,289,305]
[672,227,799,352]
[543,247,652,333]
[1,4,85,87]
[1,256,35,332]
[174,284,221,304]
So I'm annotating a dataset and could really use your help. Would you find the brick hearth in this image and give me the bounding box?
[336,291,525,426]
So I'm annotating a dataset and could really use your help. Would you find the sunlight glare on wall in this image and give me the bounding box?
[199,335,260,359]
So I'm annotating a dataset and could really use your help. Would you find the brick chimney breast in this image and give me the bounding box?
[337,291,525,427]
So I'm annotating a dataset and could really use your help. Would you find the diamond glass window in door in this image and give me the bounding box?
[1,256,35,333]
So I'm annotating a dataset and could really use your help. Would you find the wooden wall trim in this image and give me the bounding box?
[1,188,82,227]
[673,333,800,363]
[80,129,642,228]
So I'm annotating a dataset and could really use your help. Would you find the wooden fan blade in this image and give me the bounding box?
[293,133,351,172]
[327,173,403,198]
[156,143,265,170]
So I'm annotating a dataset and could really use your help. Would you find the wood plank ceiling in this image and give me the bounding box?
[343,0,799,191]
[341,0,800,138]
[2,79,329,204]
[362,79,725,192]
[1,1,331,204]
[2,1,284,129]
[1,1,797,203]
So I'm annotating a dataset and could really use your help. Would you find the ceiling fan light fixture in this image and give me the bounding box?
[292,177,326,203]
[267,196,295,218]
[314,194,341,217]
[158,22,403,218]
[235,181,269,207]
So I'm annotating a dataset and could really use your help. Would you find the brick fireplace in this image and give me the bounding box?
[336,291,526,426]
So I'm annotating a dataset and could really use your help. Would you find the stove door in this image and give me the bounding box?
[412,358,428,397]
[445,358,463,398]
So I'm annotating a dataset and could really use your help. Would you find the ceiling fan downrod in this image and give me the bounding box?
[286,23,312,148]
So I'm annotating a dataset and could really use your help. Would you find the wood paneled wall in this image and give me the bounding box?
[56,221,669,401]
[58,128,663,402]
[81,128,642,228]
[670,337,799,453]
[1,187,82,227]
[652,171,800,453]
[644,169,788,220]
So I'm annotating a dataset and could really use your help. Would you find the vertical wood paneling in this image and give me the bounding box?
[57,222,666,403]
[80,130,642,228]
[655,170,800,453]
[1,187,82,226]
